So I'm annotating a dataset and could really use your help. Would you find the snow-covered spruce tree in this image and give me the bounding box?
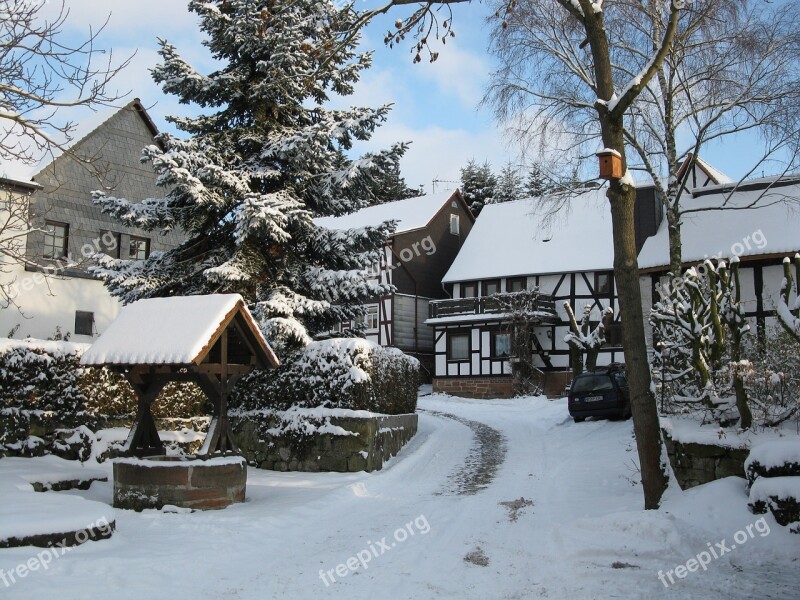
[91,0,405,353]
[459,159,497,215]
[493,161,523,203]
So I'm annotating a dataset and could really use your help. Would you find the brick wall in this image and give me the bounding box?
[432,377,514,399]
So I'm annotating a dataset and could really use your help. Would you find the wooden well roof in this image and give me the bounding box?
[80,294,279,369]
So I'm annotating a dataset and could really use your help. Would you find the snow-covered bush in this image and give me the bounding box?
[739,327,800,428]
[650,259,752,427]
[232,338,419,415]
[0,338,208,456]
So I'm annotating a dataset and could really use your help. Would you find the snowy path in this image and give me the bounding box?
[0,395,797,599]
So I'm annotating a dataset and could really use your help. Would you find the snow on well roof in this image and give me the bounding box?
[442,186,615,283]
[638,176,800,270]
[314,190,461,234]
[80,294,275,366]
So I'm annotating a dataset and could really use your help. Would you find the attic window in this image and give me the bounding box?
[449,214,460,235]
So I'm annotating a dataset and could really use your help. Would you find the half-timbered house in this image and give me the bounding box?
[638,174,800,346]
[428,186,629,398]
[315,189,475,376]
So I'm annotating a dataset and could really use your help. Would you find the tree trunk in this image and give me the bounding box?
[666,204,682,278]
[608,177,669,509]
[731,339,752,430]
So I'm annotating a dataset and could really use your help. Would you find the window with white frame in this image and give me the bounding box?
[43,221,68,259]
[364,305,379,330]
[128,236,150,260]
[449,214,460,235]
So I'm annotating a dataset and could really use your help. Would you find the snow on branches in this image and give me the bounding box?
[778,254,800,343]
[90,0,408,353]
[563,301,614,375]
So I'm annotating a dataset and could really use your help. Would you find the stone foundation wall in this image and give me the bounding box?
[662,429,749,490]
[113,456,246,511]
[232,413,418,472]
[433,377,514,399]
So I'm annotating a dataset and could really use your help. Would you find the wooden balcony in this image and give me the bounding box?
[428,291,558,321]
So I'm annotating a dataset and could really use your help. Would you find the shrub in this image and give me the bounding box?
[232,338,419,415]
[0,337,208,454]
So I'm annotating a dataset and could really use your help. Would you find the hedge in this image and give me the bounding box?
[231,338,420,415]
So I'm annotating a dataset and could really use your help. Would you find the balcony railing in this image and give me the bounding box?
[428,291,558,320]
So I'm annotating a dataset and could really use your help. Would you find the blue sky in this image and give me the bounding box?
[38,1,787,192]
[39,0,507,193]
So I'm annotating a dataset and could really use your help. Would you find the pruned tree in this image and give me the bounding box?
[778,254,800,343]
[650,259,752,428]
[563,302,613,377]
[495,287,551,395]
[0,0,131,169]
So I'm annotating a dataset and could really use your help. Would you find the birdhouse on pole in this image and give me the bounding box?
[597,149,623,180]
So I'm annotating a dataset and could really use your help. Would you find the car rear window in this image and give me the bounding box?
[571,374,614,393]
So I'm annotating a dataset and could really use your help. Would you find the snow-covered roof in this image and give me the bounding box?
[638,176,800,270]
[314,190,465,234]
[80,294,278,366]
[442,187,615,283]
[693,156,734,185]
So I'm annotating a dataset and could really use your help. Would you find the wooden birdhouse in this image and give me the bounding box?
[597,149,623,180]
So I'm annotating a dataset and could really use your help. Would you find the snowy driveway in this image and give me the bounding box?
[0,395,796,599]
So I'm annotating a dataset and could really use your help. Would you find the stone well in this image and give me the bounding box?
[113,455,246,511]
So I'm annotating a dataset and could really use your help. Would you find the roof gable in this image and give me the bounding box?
[314,189,470,235]
[80,294,279,368]
[1,98,160,183]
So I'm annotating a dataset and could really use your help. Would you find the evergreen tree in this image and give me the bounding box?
[365,146,421,203]
[524,163,549,198]
[493,161,523,203]
[91,0,404,353]
[460,159,496,216]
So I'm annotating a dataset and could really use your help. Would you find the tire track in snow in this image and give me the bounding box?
[420,409,508,496]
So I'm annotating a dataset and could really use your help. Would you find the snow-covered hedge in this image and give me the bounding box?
[232,338,420,415]
[0,338,207,456]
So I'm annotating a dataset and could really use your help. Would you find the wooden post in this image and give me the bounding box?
[124,373,168,457]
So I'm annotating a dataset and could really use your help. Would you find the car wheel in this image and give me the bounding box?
[573,417,585,423]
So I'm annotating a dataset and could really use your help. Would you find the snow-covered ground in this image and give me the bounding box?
[1,394,797,599]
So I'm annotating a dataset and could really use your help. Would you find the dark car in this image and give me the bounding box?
[568,364,631,423]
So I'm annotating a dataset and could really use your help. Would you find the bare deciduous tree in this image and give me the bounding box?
[489,0,800,277]
[0,0,131,168]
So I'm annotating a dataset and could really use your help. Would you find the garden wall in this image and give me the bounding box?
[662,428,749,489]
[232,412,418,472]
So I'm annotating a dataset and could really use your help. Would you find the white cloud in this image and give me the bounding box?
[359,119,518,193]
